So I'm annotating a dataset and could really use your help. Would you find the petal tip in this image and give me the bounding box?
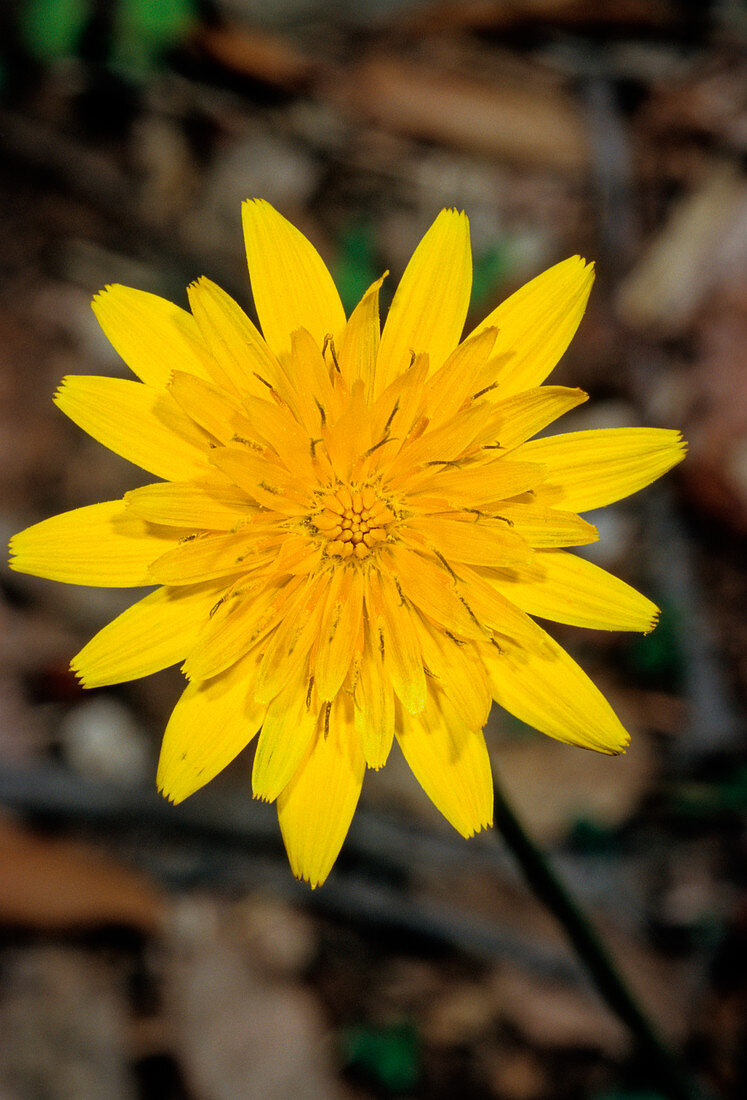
[292,865,328,890]
[68,657,88,688]
[157,775,186,806]
[52,377,71,405]
[643,606,661,635]
[465,816,493,839]
[91,284,123,311]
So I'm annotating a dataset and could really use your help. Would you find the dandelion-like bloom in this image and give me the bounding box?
[10,203,685,885]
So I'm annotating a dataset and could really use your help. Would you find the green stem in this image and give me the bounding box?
[491,774,707,1100]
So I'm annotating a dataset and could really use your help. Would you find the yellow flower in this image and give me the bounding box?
[9,202,685,886]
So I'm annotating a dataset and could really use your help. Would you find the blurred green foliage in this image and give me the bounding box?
[18,0,91,62]
[333,221,380,316]
[111,0,197,80]
[340,1019,420,1093]
[471,244,511,312]
[16,0,197,78]
[626,601,686,691]
[672,766,747,817]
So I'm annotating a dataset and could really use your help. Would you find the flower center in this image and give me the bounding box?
[312,485,394,560]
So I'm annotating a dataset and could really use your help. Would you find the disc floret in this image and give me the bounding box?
[313,484,395,559]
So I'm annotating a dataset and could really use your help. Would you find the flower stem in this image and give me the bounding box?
[491,773,707,1100]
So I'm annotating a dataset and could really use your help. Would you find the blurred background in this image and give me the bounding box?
[0,1,745,1097]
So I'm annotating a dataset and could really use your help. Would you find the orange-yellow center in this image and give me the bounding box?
[313,485,394,560]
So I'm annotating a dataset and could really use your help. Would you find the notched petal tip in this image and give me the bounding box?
[52,376,72,405]
[156,780,179,806]
[90,283,120,307]
[294,871,322,890]
[438,205,468,222]
[68,657,88,689]
[609,730,631,756]
[643,606,661,635]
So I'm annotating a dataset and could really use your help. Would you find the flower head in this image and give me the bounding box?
[10,202,685,886]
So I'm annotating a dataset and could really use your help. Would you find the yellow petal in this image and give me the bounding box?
[92,284,212,388]
[453,565,545,644]
[407,458,544,509]
[486,386,588,451]
[242,199,346,357]
[209,445,311,514]
[394,400,497,472]
[338,275,385,396]
[354,642,395,770]
[426,327,498,423]
[168,371,247,444]
[275,328,336,437]
[483,628,629,753]
[413,618,491,730]
[183,577,300,682]
[157,652,265,804]
[187,276,285,397]
[386,543,484,640]
[252,670,317,802]
[366,570,427,715]
[413,515,532,567]
[291,326,336,408]
[277,692,365,887]
[54,376,209,481]
[323,381,369,482]
[488,503,598,548]
[272,534,324,576]
[240,397,317,476]
[469,256,594,396]
[149,530,278,585]
[376,209,472,394]
[517,428,687,511]
[9,502,179,586]
[396,693,493,837]
[71,581,224,688]
[485,549,659,632]
[313,567,364,701]
[125,478,253,528]
[367,353,429,459]
[253,575,326,706]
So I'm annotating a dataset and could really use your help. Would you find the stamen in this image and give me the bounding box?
[433,549,458,579]
[472,382,498,400]
[322,334,341,373]
[383,400,400,435]
[363,436,391,458]
[253,373,284,405]
[458,592,483,630]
